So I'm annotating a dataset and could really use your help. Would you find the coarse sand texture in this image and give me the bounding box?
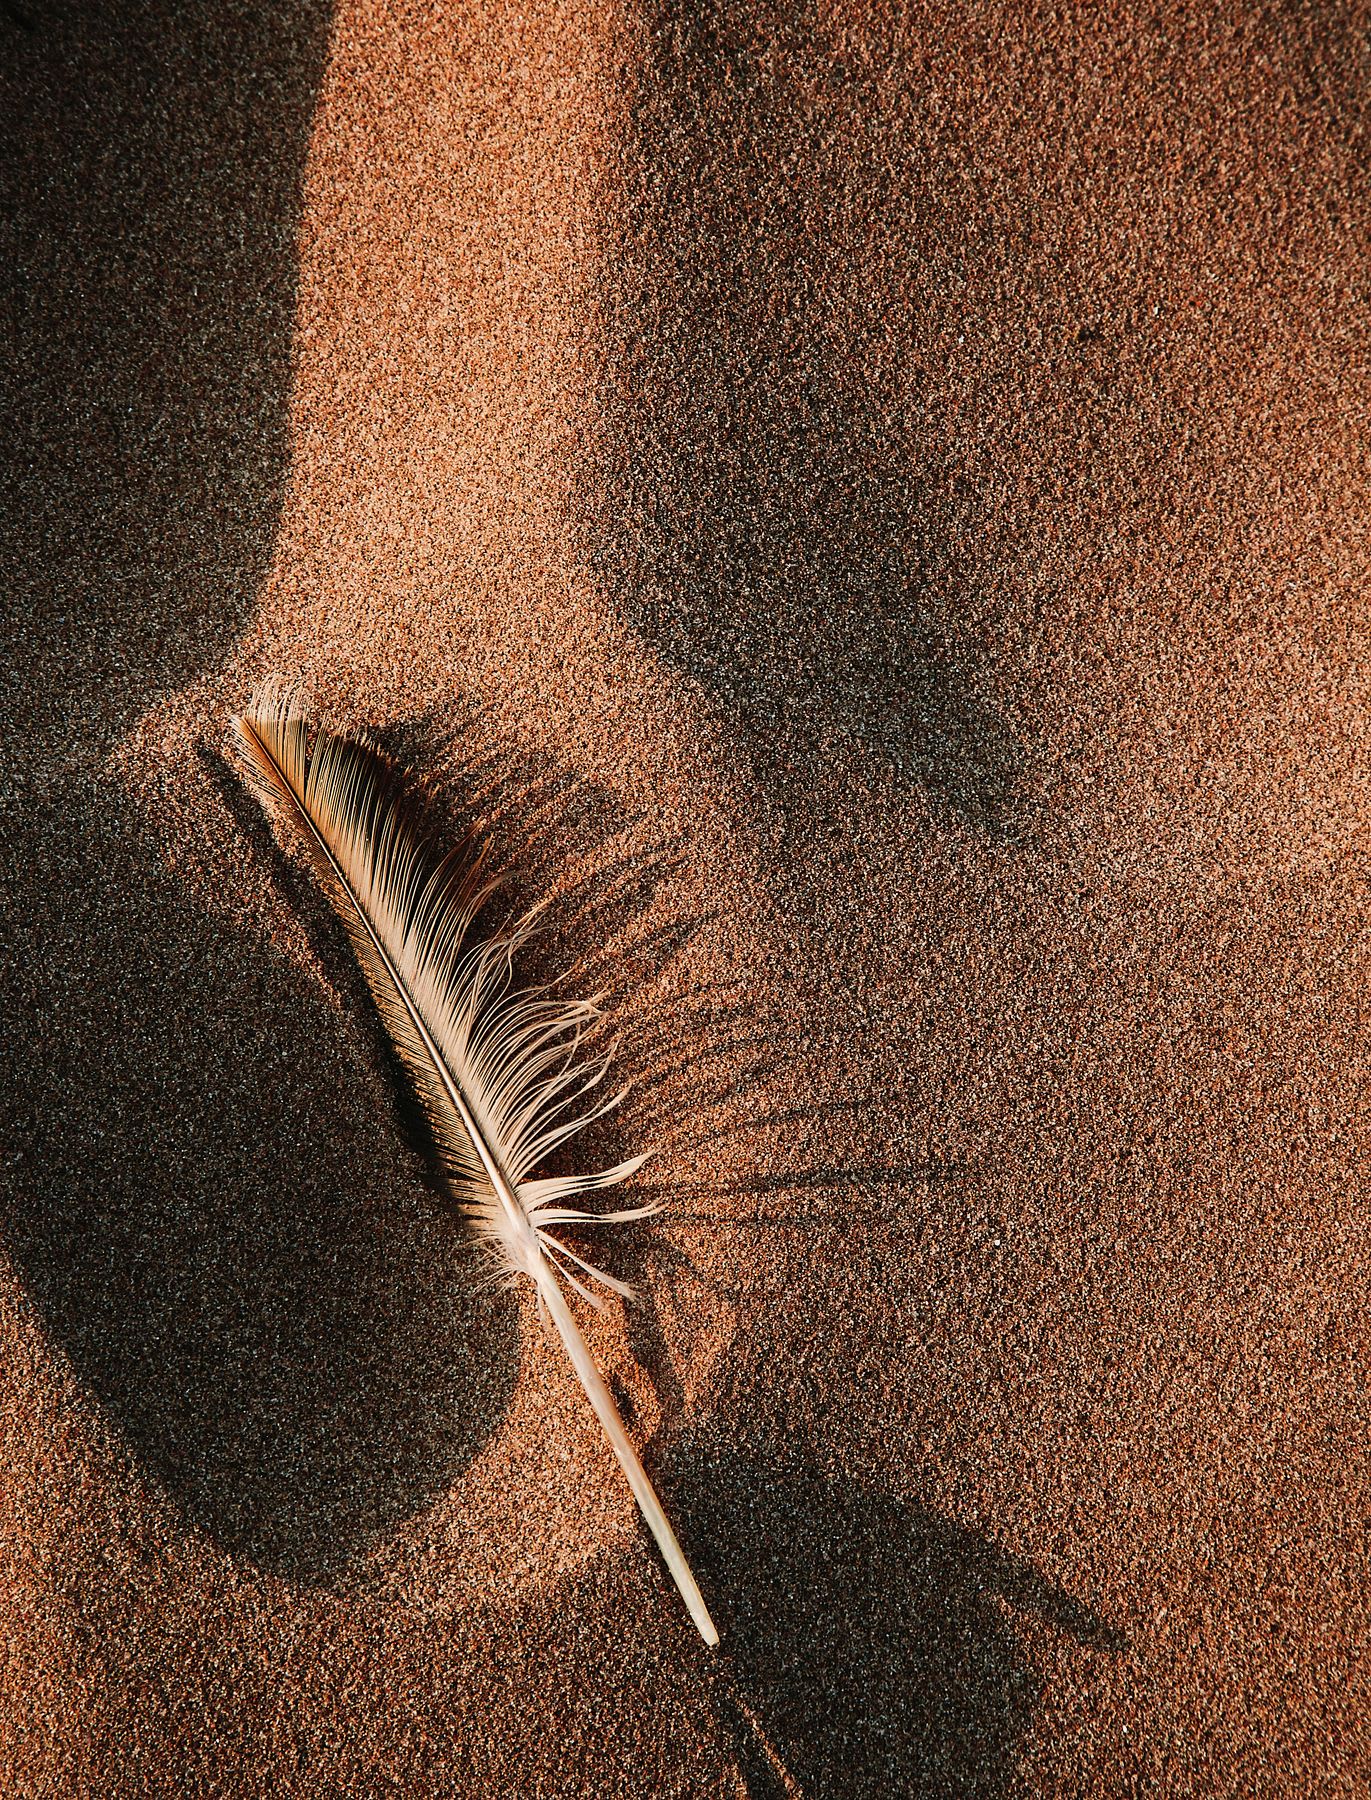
[2,3,1368,1796]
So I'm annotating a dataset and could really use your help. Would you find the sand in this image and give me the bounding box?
[2,0,1368,1794]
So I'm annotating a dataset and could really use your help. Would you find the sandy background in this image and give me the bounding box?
[3,0,1369,1794]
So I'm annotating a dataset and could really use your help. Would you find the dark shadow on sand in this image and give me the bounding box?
[480,1432,1125,1799]
[584,0,1033,836]
[0,0,334,727]
[0,1,516,1580]
[4,784,521,1582]
[668,1439,1124,1799]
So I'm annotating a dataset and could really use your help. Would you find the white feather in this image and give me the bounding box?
[231,682,718,1646]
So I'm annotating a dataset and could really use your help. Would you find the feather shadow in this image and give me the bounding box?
[202,734,704,1253]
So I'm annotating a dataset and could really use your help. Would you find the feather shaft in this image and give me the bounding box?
[532,1258,719,1646]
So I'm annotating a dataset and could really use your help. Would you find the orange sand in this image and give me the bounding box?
[2,1,1368,1794]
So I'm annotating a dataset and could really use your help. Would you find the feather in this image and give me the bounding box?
[230,682,718,1646]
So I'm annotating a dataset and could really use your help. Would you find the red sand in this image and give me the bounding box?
[2,2,1368,1794]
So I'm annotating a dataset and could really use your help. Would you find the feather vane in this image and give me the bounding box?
[231,684,717,1645]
